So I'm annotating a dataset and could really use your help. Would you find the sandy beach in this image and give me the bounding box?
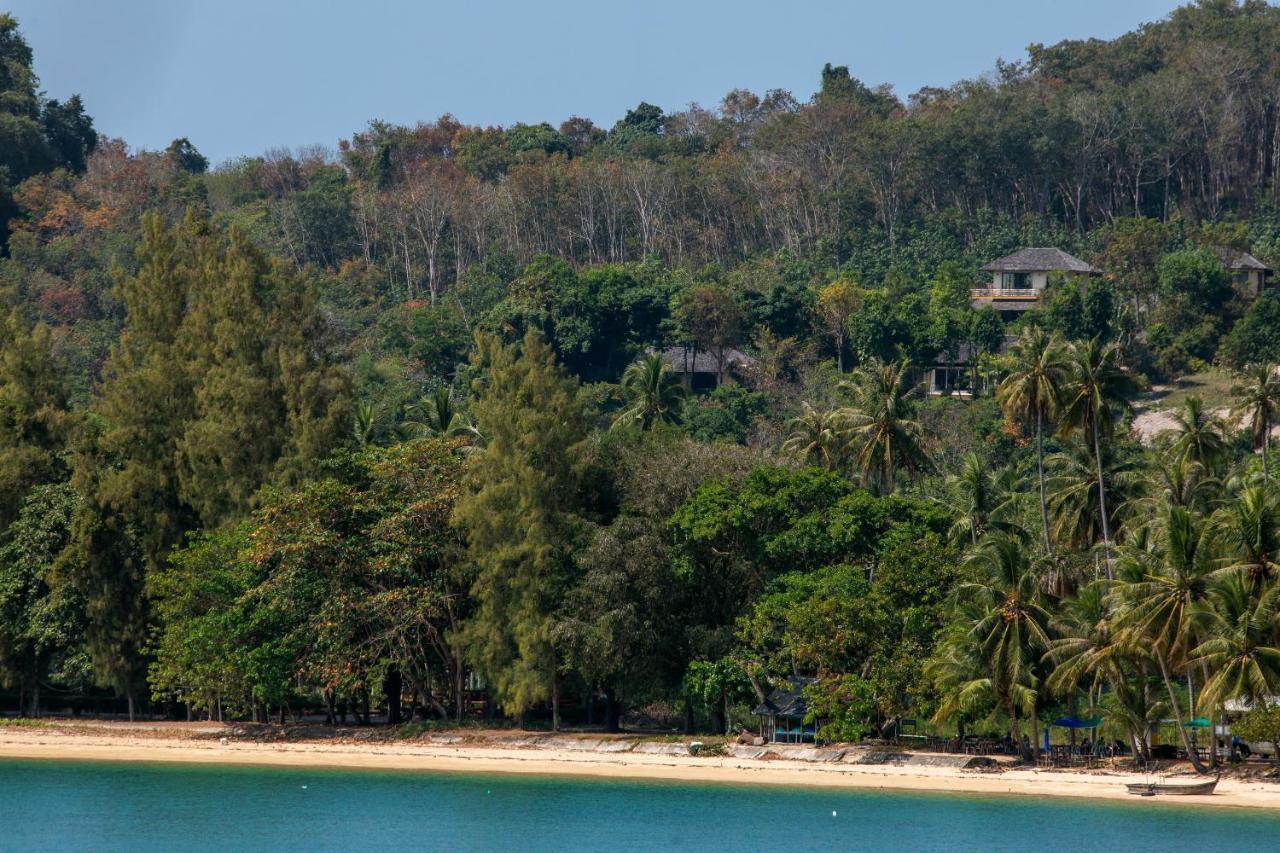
[3,723,1280,810]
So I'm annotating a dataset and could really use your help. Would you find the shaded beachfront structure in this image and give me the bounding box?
[751,676,817,743]
[971,247,1098,316]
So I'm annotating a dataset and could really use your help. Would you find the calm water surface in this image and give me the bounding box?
[1,758,1277,852]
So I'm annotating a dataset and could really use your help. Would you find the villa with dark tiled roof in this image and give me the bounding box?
[1213,247,1272,297]
[971,247,1098,312]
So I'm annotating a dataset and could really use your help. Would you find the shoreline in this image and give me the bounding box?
[3,726,1280,810]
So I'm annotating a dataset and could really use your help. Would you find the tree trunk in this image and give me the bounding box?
[1264,417,1271,486]
[604,687,621,734]
[325,690,336,726]
[711,707,725,736]
[1091,416,1114,578]
[126,689,136,723]
[1037,409,1052,555]
[682,695,694,735]
[1009,707,1028,761]
[454,658,465,724]
[551,675,561,732]
[1155,654,1210,774]
[384,666,403,726]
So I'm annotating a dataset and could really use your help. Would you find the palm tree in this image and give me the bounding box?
[1043,581,1166,758]
[782,403,850,471]
[1058,339,1136,576]
[1111,503,1216,773]
[997,326,1068,555]
[613,353,688,432]
[841,359,928,494]
[1211,485,1280,592]
[1045,438,1141,556]
[402,387,460,437]
[931,534,1053,760]
[352,400,380,447]
[1167,396,1229,475]
[1133,450,1221,520]
[941,452,1017,546]
[1232,364,1280,485]
[1191,574,1280,717]
[1044,580,1123,704]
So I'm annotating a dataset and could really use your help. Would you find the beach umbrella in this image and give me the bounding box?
[1051,716,1102,729]
[1160,718,1211,728]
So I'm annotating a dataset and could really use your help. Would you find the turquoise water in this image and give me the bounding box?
[1,759,1278,852]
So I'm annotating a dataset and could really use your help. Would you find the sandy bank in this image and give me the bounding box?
[2,726,1279,810]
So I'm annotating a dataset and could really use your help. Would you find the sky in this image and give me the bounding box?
[12,0,1181,166]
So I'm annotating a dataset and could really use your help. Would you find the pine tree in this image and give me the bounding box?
[455,333,589,728]
[67,213,350,715]
[89,212,350,555]
[0,310,71,529]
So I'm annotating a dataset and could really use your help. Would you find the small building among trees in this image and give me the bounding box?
[751,676,817,743]
[927,335,1017,397]
[1213,247,1272,297]
[650,345,754,391]
[972,248,1098,313]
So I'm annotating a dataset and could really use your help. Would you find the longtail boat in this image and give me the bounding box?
[1125,776,1219,796]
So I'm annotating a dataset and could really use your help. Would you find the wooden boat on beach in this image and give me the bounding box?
[1125,776,1219,796]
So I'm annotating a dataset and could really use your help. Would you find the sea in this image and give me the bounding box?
[0,758,1276,852]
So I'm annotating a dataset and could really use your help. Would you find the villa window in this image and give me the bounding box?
[1001,272,1031,290]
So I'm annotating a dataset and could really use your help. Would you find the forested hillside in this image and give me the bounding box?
[6,3,1280,756]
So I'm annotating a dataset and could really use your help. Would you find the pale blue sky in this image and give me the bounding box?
[12,0,1180,165]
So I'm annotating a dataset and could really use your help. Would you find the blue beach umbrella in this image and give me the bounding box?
[1052,716,1102,729]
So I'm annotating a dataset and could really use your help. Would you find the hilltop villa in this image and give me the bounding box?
[971,247,1098,314]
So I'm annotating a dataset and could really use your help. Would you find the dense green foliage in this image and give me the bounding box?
[6,6,1280,758]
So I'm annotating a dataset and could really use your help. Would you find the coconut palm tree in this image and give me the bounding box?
[941,452,1018,546]
[1192,574,1280,715]
[352,400,380,447]
[1232,364,1280,485]
[782,403,850,471]
[1100,670,1167,763]
[1045,438,1141,555]
[402,386,460,437]
[1211,485,1280,592]
[1044,580,1123,703]
[1132,450,1221,520]
[612,353,688,431]
[840,359,927,494]
[1058,339,1136,576]
[1167,396,1230,476]
[934,534,1054,759]
[1111,503,1216,773]
[997,326,1069,555]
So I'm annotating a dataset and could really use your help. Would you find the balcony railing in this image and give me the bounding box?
[970,287,1040,300]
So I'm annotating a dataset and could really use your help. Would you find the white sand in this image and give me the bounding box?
[2,726,1279,810]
